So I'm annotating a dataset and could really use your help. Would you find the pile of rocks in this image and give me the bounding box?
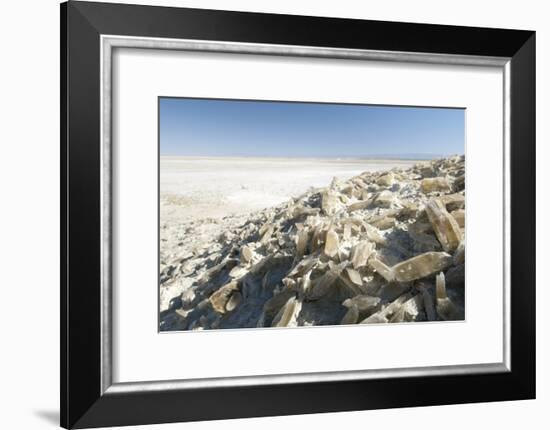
[160,155,465,331]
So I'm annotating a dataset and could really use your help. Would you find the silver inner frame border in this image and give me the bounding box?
[100,35,512,395]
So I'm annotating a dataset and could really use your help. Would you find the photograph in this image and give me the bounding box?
[159,98,466,331]
[55,2,537,428]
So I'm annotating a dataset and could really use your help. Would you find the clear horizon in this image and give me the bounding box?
[159,98,465,158]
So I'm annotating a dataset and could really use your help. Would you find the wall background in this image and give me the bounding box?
[0,0,545,429]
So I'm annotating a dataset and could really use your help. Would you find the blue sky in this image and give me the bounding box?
[159,98,464,158]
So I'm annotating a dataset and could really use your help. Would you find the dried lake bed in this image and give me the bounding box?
[160,157,417,223]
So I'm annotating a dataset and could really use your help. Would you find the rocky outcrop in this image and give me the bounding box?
[160,155,466,331]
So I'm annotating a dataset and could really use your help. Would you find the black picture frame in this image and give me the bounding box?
[61,1,536,428]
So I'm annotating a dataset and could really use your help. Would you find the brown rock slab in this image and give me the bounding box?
[340,305,359,325]
[307,264,345,300]
[240,245,254,263]
[272,297,302,327]
[225,291,242,312]
[322,190,340,215]
[435,272,458,320]
[263,289,296,318]
[376,172,395,187]
[369,258,395,282]
[425,199,463,252]
[351,241,374,269]
[373,190,394,208]
[439,193,465,211]
[209,281,239,314]
[421,177,451,193]
[451,209,465,227]
[393,252,452,282]
[324,229,339,258]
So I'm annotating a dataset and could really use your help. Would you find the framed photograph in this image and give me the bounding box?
[61,1,535,428]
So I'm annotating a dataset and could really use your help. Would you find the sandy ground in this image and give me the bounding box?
[159,157,418,311]
[160,157,418,223]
